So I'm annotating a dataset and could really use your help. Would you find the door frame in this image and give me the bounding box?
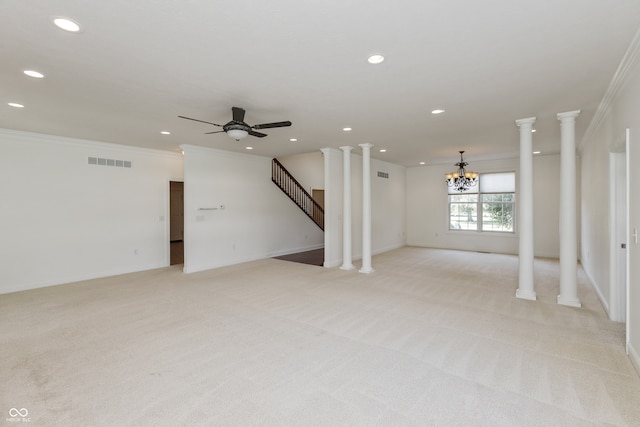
[608,129,629,330]
[168,180,184,266]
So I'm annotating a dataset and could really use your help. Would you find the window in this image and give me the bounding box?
[448,172,515,232]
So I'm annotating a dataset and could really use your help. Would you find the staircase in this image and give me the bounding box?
[272,158,324,230]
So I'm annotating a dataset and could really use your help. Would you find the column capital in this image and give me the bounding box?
[515,117,536,128]
[557,110,581,121]
[358,143,374,150]
[339,146,354,152]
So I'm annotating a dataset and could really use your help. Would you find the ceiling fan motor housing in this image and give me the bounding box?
[223,122,250,133]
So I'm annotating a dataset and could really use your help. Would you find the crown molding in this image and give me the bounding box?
[0,127,182,160]
[180,143,270,162]
[579,27,640,151]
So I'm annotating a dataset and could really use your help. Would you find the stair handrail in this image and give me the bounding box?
[272,158,324,230]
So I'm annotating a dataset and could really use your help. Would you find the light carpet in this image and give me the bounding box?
[1,247,639,426]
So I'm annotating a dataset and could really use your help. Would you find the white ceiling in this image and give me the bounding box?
[2,0,640,166]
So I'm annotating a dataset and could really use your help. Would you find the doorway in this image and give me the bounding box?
[170,181,184,265]
[312,189,325,209]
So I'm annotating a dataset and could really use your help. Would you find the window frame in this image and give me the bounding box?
[447,171,516,234]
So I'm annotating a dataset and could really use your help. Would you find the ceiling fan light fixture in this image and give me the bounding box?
[227,129,248,140]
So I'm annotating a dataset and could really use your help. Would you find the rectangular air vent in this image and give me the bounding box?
[88,157,132,168]
[377,171,389,179]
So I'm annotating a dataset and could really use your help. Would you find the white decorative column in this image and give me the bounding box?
[340,146,355,270]
[516,117,537,300]
[359,143,374,274]
[320,148,343,268]
[557,110,581,307]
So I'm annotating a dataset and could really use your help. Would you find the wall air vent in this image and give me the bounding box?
[377,171,389,179]
[88,157,132,168]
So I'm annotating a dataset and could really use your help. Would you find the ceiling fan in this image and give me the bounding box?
[178,107,292,141]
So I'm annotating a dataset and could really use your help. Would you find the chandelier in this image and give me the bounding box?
[445,151,478,192]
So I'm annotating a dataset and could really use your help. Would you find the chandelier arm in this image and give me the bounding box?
[445,150,478,192]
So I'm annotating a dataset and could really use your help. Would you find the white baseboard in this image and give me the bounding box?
[629,341,640,378]
[184,243,325,274]
[583,267,611,318]
[269,243,324,258]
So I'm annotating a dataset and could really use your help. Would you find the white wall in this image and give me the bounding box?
[0,129,183,294]
[406,155,561,258]
[181,145,324,273]
[370,158,406,255]
[322,147,406,268]
[278,151,324,194]
[322,148,343,267]
[579,29,640,373]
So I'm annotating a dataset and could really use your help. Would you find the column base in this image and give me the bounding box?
[557,295,582,308]
[515,289,537,301]
[359,267,375,274]
[340,264,355,271]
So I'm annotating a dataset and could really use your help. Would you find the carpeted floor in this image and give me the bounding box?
[1,247,639,426]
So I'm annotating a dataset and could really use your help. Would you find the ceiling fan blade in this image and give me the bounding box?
[178,115,222,127]
[248,130,267,138]
[232,107,245,122]
[204,130,226,135]
[252,121,292,130]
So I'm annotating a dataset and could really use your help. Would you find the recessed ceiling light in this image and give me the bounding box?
[8,102,24,108]
[24,70,44,79]
[419,162,426,165]
[53,17,81,32]
[161,131,171,135]
[379,149,387,153]
[342,127,352,132]
[431,109,445,114]
[368,54,384,64]
[289,138,298,142]
[531,129,537,133]
[533,151,541,154]
[246,146,253,150]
